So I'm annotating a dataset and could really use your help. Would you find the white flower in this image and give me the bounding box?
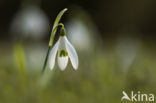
[49,36,78,70]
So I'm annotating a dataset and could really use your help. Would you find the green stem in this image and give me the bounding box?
[42,46,51,73]
[49,23,64,47]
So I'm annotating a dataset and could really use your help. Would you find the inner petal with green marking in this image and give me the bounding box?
[59,50,68,57]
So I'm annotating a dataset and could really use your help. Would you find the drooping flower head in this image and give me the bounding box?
[49,26,78,70]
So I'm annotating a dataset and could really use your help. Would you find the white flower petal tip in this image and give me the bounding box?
[58,56,68,70]
[73,64,78,70]
[49,41,60,70]
[64,37,79,70]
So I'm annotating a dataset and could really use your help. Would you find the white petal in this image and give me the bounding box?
[57,56,68,70]
[49,40,60,70]
[64,36,79,70]
[58,36,66,50]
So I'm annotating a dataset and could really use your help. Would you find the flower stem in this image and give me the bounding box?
[42,46,51,73]
[49,23,64,47]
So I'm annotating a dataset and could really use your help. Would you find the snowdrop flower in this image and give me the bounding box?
[49,27,78,70]
[116,35,141,72]
[10,5,49,40]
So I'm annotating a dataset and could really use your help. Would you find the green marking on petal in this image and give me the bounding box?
[59,50,68,57]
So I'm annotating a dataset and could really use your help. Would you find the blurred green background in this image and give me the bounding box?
[0,0,156,103]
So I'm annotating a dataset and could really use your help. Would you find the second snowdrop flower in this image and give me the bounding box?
[49,27,78,70]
